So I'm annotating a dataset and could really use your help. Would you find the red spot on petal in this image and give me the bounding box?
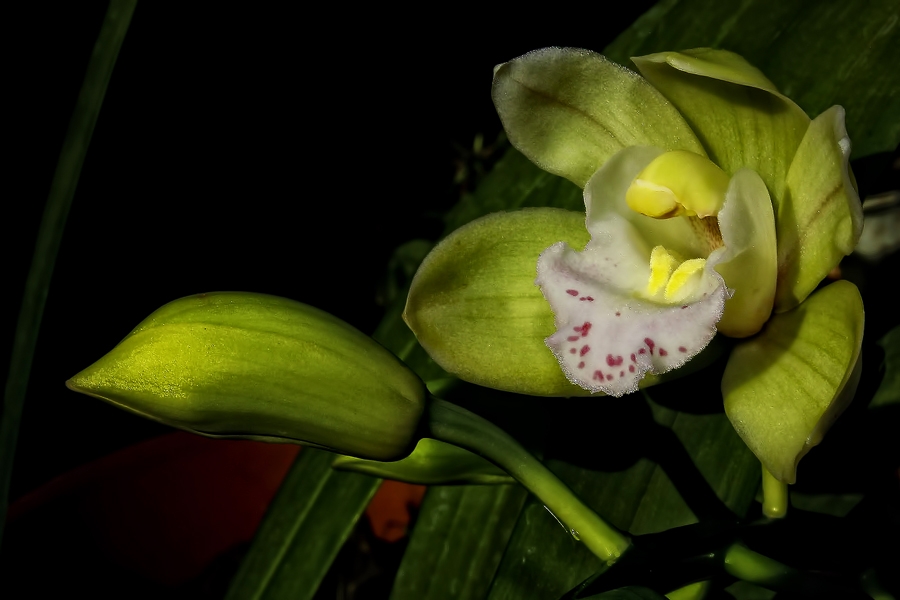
[644,338,655,354]
[606,354,624,367]
[580,322,592,337]
[593,370,604,381]
[587,296,594,301]
[630,353,636,363]
[681,305,688,309]
[629,365,635,373]
[569,348,577,354]
[638,348,646,355]
[619,370,624,377]
[615,311,621,316]
[567,336,580,342]
[578,361,585,369]
[679,346,687,353]
[606,374,613,381]
[659,348,668,357]
[580,345,590,356]
[566,289,579,296]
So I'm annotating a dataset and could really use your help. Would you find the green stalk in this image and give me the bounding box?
[424,396,631,564]
[0,0,136,547]
[761,465,788,518]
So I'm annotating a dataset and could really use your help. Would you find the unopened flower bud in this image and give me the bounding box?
[67,292,427,461]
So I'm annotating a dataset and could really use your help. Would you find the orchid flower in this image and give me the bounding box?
[405,47,864,498]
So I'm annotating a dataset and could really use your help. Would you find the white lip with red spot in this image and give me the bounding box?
[535,146,730,397]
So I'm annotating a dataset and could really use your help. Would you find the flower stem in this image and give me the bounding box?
[761,465,788,518]
[423,396,631,564]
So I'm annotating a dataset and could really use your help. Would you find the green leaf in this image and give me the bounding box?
[0,0,136,546]
[224,448,380,600]
[871,326,900,408]
[581,586,667,599]
[776,105,863,311]
[492,47,705,188]
[389,484,528,600]
[722,280,865,483]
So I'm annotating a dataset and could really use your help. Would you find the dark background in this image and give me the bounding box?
[5,2,659,501]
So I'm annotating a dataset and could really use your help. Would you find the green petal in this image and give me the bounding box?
[774,105,863,311]
[712,168,777,338]
[403,208,594,396]
[492,47,705,188]
[332,438,514,485]
[722,280,864,483]
[632,49,810,207]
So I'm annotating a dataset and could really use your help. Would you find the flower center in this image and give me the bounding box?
[646,246,708,303]
[625,150,729,219]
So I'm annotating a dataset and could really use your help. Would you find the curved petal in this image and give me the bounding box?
[403,208,595,397]
[536,155,728,397]
[586,146,708,260]
[722,280,864,484]
[632,49,810,208]
[492,47,705,187]
[775,105,863,311]
[711,168,777,337]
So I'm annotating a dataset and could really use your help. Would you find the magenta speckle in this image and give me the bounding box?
[569,348,577,354]
[567,289,579,296]
[619,370,624,377]
[593,370,604,381]
[644,338,655,354]
[681,305,688,309]
[678,346,687,353]
[578,361,585,369]
[580,322,592,337]
[638,348,646,355]
[606,354,624,367]
[580,345,590,357]
[615,311,621,316]
[606,374,613,381]
[567,335,580,342]
[659,348,668,357]
[629,365,635,373]
[630,353,636,363]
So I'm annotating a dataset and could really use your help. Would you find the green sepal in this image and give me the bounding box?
[67,292,427,461]
[404,208,593,396]
[492,47,705,188]
[775,105,863,311]
[632,49,810,207]
[722,280,864,483]
[331,438,514,485]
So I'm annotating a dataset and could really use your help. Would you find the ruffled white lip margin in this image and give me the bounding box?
[536,147,733,397]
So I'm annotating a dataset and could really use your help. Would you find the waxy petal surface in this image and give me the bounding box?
[722,281,864,483]
[492,47,705,188]
[775,105,863,311]
[633,49,810,207]
[712,168,777,337]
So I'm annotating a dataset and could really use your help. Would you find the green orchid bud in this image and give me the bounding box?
[332,438,514,485]
[67,292,427,461]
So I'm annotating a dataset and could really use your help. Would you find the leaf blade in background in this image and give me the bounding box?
[0,0,137,548]
[224,448,380,600]
[389,484,528,600]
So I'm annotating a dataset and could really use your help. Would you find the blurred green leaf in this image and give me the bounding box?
[224,448,380,600]
[872,326,900,408]
[0,0,136,547]
[581,586,667,599]
[389,485,528,599]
